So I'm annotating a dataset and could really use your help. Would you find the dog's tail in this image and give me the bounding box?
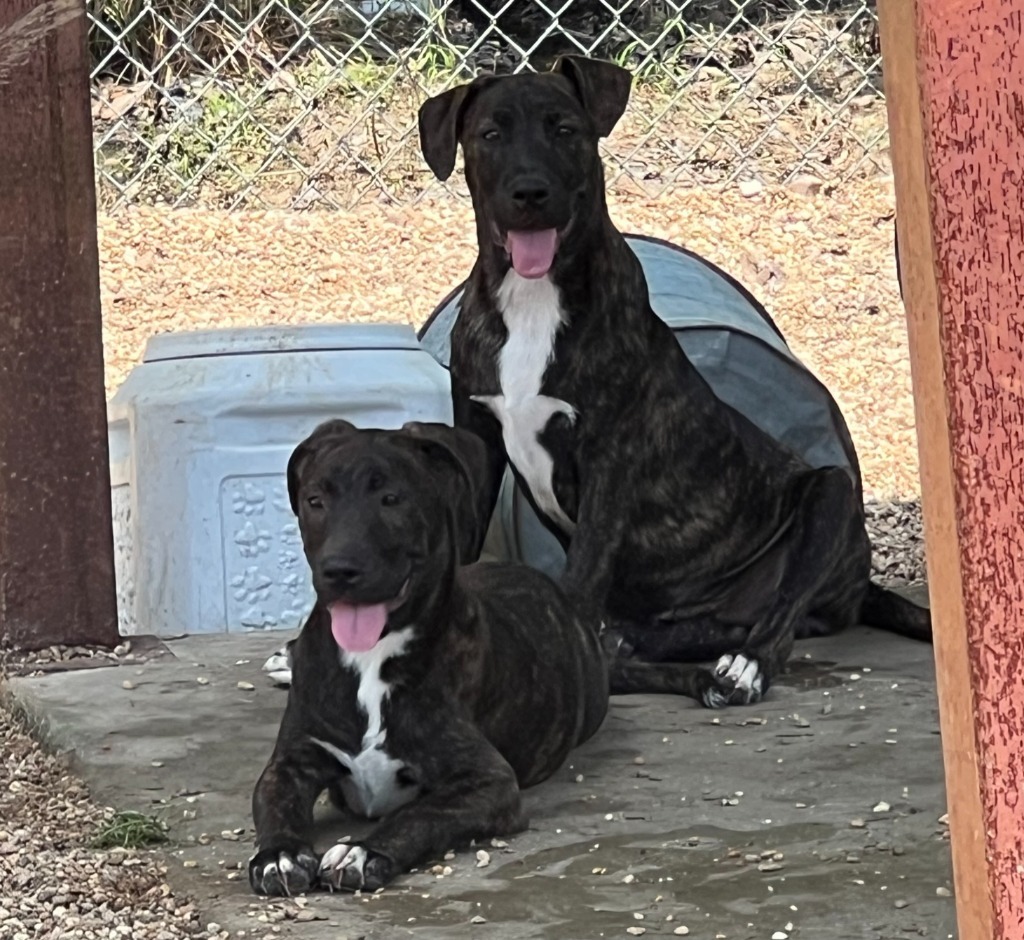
[858,582,932,643]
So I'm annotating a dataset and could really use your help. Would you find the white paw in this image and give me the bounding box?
[262,646,293,686]
[248,847,317,896]
[711,653,765,704]
[319,843,368,892]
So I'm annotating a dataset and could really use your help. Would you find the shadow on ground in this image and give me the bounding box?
[11,590,955,940]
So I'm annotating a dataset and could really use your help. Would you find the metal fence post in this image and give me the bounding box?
[0,0,120,650]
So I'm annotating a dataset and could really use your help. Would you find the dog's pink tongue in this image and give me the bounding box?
[505,229,558,279]
[328,602,387,653]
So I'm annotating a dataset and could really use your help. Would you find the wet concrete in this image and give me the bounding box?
[11,592,957,940]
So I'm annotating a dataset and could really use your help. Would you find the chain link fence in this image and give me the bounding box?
[88,0,890,210]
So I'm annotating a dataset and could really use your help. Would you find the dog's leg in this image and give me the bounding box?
[318,724,524,892]
[453,386,507,530]
[559,463,625,619]
[701,466,863,708]
[248,738,334,897]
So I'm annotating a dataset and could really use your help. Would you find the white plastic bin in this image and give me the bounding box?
[108,324,452,638]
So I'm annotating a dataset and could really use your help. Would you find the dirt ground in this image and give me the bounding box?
[98,177,916,500]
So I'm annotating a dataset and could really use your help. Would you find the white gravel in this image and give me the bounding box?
[0,687,203,940]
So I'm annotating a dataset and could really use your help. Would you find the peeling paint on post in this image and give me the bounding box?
[0,0,119,649]
[879,0,1024,937]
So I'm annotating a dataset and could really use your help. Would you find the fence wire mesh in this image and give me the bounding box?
[88,0,889,210]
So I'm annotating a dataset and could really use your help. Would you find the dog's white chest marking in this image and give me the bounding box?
[310,627,417,819]
[473,272,576,533]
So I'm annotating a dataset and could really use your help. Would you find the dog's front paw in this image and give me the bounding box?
[701,653,767,708]
[248,843,319,896]
[319,842,394,892]
[262,643,294,687]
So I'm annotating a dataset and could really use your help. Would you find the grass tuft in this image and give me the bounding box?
[91,810,170,850]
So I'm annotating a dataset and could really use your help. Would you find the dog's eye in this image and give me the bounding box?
[481,128,499,141]
[306,495,323,509]
[381,493,401,507]
[557,125,577,137]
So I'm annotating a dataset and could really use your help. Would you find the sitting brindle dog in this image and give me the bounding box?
[416,55,931,708]
[248,420,607,896]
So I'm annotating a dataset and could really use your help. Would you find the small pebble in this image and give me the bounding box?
[470,915,487,924]
[197,677,210,685]
[850,818,866,828]
[772,933,789,940]
[673,928,690,936]
[237,681,255,691]
[622,873,635,884]
[121,680,136,690]
[626,928,646,937]
[873,801,891,812]
[936,886,952,897]
[476,850,491,868]
[894,900,909,909]
[633,756,645,765]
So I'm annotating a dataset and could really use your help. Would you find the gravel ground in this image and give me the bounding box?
[0,688,203,940]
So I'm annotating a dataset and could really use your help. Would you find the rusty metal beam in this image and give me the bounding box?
[0,0,119,650]
[879,0,1024,936]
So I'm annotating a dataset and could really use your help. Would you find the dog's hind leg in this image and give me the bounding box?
[318,722,525,893]
[700,466,866,708]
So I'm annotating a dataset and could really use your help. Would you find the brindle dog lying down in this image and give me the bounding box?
[248,420,608,896]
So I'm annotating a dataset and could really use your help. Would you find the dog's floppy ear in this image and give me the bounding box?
[286,419,358,516]
[551,55,632,138]
[417,77,492,181]
[399,422,491,562]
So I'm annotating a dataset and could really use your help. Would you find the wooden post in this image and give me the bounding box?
[878,1,1024,936]
[0,0,120,650]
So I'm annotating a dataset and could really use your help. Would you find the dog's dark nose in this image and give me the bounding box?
[320,556,364,588]
[511,177,550,209]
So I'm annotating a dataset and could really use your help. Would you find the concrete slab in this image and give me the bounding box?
[10,614,956,940]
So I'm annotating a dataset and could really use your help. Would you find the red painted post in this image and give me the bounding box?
[0,0,120,650]
[878,1,1024,937]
